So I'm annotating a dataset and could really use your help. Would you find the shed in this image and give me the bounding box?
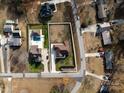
[8,30,22,46]
[98,4,107,19]
[102,31,112,45]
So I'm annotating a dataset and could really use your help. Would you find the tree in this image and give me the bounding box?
[50,84,69,93]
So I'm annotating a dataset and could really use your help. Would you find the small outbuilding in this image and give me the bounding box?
[96,0,107,19]
[102,31,112,45]
[8,29,22,47]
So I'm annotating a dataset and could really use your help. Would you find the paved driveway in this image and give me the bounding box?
[42,49,49,73]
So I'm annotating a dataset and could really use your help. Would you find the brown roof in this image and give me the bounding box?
[30,45,41,54]
[54,41,69,51]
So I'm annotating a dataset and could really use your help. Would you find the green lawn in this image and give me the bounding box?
[42,24,49,48]
[28,62,44,73]
[56,54,75,71]
[29,24,42,29]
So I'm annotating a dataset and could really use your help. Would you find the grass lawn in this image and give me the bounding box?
[29,24,42,29]
[28,62,44,73]
[42,24,49,48]
[56,54,75,71]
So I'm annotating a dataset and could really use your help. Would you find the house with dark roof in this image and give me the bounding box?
[100,84,109,93]
[40,3,53,18]
[53,42,69,59]
[104,50,113,70]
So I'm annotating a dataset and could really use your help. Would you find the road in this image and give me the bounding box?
[0,72,83,78]
[71,0,86,77]
[70,0,86,92]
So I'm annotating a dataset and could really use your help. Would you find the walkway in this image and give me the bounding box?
[50,44,57,73]
[85,53,100,57]
[71,81,81,93]
[85,71,104,80]
[42,49,49,73]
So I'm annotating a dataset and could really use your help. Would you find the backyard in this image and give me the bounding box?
[49,24,75,71]
[50,2,73,22]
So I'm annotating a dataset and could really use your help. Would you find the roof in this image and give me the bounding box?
[53,42,69,59]
[102,31,112,45]
[30,45,41,54]
[97,0,106,4]
[12,30,21,38]
[8,30,22,46]
[100,84,109,93]
[98,4,107,19]
[104,51,113,70]
[8,35,22,46]
[4,24,14,33]
[40,3,53,17]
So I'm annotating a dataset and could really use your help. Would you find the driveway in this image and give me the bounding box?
[42,49,49,73]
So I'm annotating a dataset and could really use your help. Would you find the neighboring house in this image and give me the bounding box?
[96,0,107,19]
[8,29,22,47]
[53,44,69,59]
[3,20,22,47]
[3,24,14,33]
[29,30,45,62]
[40,3,53,18]
[104,50,113,70]
[102,31,112,45]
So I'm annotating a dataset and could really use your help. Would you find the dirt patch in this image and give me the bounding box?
[83,32,102,53]
[49,24,71,43]
[78,76,102,93]
[10,19,28,73]
[109,59,124,93]
[12,78,75,93]
[0,5,8,34]
[76,0,96,25]
[86,57,104,75]
[51,2,73,22]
